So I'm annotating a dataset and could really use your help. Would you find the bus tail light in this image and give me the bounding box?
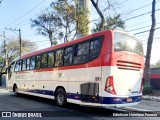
[140,77,145,93]
[105,76,116,95]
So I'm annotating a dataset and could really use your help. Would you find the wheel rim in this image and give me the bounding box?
[57,92,64,105]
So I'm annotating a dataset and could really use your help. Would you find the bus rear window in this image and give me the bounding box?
[114,32,143,56]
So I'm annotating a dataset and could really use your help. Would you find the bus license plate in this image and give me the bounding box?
[127,98,132,102]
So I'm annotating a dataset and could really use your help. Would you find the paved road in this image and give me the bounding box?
[0,88,159,120]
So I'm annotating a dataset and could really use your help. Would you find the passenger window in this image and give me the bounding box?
[22,59,27,71]
[14,61,19,72]
[48,52,54,67]
[35,55,41,69]
[29,57,35,70]
[41,53,47,68]
[89,38,102,59]
[74,42,89,64]
[26,58,30,70]
[55,49,64,67]
[10,62,15,72]
[64,47,73,66]
[77,42,89,55]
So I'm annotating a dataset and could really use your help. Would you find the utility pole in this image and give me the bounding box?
[5,28,22,56]
[3,31,8,68]
[78,0,91,35]
[0,32,7,68]
[19,29,22,57]
[144,0,156,84]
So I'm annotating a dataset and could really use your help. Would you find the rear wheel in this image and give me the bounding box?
[55,88,67,107]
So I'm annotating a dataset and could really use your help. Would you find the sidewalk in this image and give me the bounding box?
[142,95,160,101]
[133,99,160,111]
[0,86,8,90]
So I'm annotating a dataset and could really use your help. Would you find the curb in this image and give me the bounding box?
[142,95,160,101]
[0,86,8,90]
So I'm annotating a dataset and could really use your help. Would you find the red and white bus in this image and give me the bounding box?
[7,30,144,108]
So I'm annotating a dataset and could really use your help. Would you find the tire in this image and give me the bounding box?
[55,88,67,107]
[13,85,18,96]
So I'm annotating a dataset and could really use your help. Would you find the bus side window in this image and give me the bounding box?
[89,38,102,59]
[55,49,64,67]
[64,47,73,66]
[29,57,35,70]
[41,53,48,68]
[22,59,27,71]
[74,42,89,64]
[10,62,15,71]
[48,52,54,67]
[15,60,19,72]
[26,58,30,70]
[35,55,41,69]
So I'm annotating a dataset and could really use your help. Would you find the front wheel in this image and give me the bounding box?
[55,88,67,107]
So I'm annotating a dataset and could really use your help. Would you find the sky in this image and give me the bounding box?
[0,0,160,64]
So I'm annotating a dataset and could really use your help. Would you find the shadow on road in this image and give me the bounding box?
[14,93,122,117]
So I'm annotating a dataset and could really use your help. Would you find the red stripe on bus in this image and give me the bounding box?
[17,52,144,74]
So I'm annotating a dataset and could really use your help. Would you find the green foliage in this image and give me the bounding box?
[73,0,90,36]
[106,14,125,29]
[0,56,3,63]
[31,0,90,45]
[31,11,63,46]
[52,0,90,36]
[93,14,125,32]
[143,83,154,95]
[0,38,37,66]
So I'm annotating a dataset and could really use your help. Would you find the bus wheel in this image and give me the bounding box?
[13,85,18,96]
[55,88,67,107]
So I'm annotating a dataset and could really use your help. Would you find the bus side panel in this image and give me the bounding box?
[11,70,68,99]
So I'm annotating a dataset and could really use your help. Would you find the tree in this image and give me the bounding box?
[0,56,4,71]
[51,0,75,42]
[93,14,125,32]
[0,38,37,69]
[31,0,90,45]
[31,11,63,46]
[52,0,90,39]
[90,0,105,31]
[91,0,125,32]
[143,0,156,84]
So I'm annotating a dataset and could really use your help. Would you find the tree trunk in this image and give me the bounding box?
[49,33,53,46]
[90,0,105,31]
[143,0,156,84]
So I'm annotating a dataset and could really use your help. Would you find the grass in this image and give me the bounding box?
[143,83,154,95]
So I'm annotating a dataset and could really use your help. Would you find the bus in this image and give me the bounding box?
[7,30,144,108]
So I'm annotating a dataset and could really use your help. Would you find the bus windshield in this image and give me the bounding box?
[114,32,143,56]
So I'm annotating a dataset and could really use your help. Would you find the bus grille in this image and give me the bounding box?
[116,60,141,71]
